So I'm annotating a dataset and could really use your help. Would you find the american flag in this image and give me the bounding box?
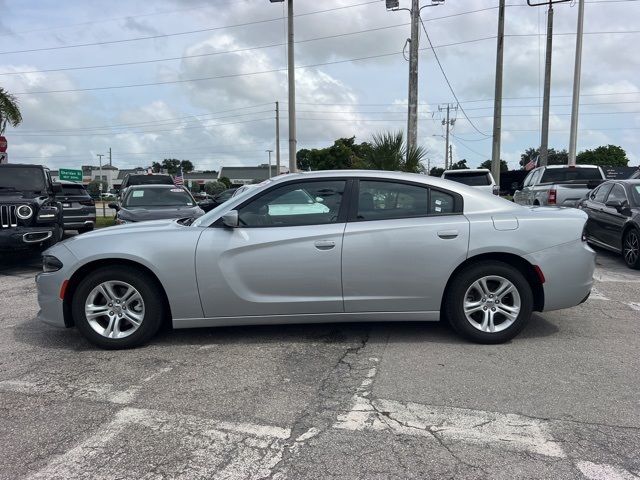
[174,168,184,186]
[524,155,539,171]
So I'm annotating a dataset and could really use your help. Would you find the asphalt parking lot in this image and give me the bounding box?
[0,247,638,480]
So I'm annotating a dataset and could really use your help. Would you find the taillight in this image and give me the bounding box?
[548,189,557,205]
[79,199,95,206]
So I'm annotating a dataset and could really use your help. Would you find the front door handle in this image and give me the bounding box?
[314,240,336,250]
[437,230,459,239]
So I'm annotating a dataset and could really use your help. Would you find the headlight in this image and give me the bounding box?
[42,255,63,273]
[37,206,59,220]
[16,205,33,220]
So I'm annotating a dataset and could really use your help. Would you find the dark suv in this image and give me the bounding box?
[119,173,174,198]
[0,164,64,250]
[58,181,96,233]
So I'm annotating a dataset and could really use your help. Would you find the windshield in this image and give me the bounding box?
[444,171,491,186]
[61,184,88,196]
[123,187,194,207]
[540,168,602,183]
[0,168,47,192]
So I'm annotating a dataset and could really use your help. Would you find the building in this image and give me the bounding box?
[218,164,288,186]
[184,172,219,191]
[81,165,120,190]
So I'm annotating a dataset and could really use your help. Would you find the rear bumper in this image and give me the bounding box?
[525,239,596,312]
[62,218,95,229]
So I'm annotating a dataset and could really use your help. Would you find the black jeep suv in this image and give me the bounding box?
[0,164,64,250]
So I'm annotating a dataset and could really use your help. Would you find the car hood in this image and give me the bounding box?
[0,191,48,203]
[118,206,203,222]
[60,218,187,245]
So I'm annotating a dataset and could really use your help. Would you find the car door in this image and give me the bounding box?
[341,179,469,313]
[583,183,612,244]
[195,178,350,318]
[601,183,630,250]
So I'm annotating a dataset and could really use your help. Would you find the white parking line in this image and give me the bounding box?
[576,460,639,480]
[593,271,640,283]
[334,358,565,459]
[28,407,291,480]
[623,302,640,311]
[0,378,138,405]
[588,287,610,301]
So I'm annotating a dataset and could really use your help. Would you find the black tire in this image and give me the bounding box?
[445,261,533,344]
[71,266,165,349]
[622,228,640,270]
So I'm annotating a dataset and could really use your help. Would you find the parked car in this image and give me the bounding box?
[630,169,640,180]
[441,168,499,195]
[37,170,595,349]
[513,165,605,207]
[58,181,96,233]
[211,188,238,207]
[109,185,205,224]
[0,163,63,250]
[579,179,640,269]
[118,173,174,199]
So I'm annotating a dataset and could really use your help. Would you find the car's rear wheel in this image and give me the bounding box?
[445,261,533,344]
[72,266,164,349]
[622,228,640,269]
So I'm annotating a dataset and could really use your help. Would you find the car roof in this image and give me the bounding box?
[544,164,600,169]
[58,180,85,185]
[128,184,183,189]
[0,163,45,169]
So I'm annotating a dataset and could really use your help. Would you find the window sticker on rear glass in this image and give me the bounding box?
[132,191,144,197]
[435,199,442,205]
[170,188,183,192]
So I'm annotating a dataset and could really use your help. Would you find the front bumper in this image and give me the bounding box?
[0,225,56,249]
[525,239,596,312]
[62,218,96,230]
[36,244,78,328]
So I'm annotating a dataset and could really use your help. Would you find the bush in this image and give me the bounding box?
[204,181,226,195]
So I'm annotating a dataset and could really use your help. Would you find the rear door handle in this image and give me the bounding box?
[314,240,336,250]
[437,230,459,239]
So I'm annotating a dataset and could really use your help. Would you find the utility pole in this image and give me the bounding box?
[275,101,281,175]
[109,147,112,167]
[266,150,273,178]
[407,0,420,154]
[385,0,444,158]
[491,0,506,188]
[568,0,585,166]
[439,104,456,169]
[97,153,105,217]
[540,2,554,167]
[287,0,297,172]
[449,144,453,168]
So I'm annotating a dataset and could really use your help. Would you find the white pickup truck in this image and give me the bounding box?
[513,165,606,207]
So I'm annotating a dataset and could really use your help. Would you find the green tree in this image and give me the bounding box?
[86,180,107,197]
[520,147,568,168]
[577,145,628,167]
[429,166,445,177]
[297,137,371,171]
[449,159,469,170]
[204,181,226,195]
[159,159,194,174]
[479,159,508,171]
[0,88,23,135]
[218,176,232,188]
[365,131,427,173]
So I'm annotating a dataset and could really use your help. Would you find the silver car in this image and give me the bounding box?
[36,170,595,349]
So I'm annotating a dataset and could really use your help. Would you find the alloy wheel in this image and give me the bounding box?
[623,230,639,266]
[463,275,521,333]
[84,280,145,339]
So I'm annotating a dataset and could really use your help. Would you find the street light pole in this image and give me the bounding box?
[539,2,554,167]
[266,150,273,178]
[287,0,297,173]
[275,101,281,175]
[97,153,105,217]
[407,0,420,154]
[568,0,585,166]
[491,0,506,189]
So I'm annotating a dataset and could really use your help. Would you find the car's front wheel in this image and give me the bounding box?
[71,266,164,349]
[622,228,640,269]
[445,261,533,344]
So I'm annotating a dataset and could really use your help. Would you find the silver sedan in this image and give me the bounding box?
[37,170,595,349]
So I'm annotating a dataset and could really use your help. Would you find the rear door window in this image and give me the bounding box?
[591,183,613,203]
[61,185,89,197]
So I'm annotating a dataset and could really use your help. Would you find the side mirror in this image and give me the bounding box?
[51,182,62,194]
[221,210,239,228]
[108,202,120,211]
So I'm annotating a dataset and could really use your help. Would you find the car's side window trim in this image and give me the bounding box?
[346,178,463,223]
[216,177,353,228]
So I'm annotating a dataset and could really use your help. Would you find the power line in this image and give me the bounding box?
[419,17,491,137]
[0,1,381,56]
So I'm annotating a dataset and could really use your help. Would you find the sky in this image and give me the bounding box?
[1,0,639,173]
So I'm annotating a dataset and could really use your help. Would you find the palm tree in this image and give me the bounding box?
[0,88,23,135]
[366,131,427,173]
